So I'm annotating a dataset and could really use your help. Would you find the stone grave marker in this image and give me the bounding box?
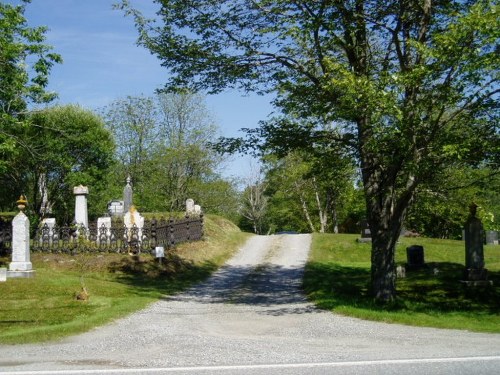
[357,219,372,243]
[463,203,491,285]
[406,245,425,270]
[97,217,112,244]
[124,206,144,252]
[123,176,133,214]
[186,199,195,215]
[0,268,6,282]
[73,185,89,228]
[8,196,35,278]
[485,231,498,245]
[41,218,57,245]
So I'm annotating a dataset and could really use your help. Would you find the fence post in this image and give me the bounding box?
[169,218,175,247]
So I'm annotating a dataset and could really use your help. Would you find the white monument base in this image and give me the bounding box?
[7,270,36,278]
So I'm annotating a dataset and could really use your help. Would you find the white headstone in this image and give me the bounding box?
[124,206,144,247]
[0,268,6,282]
[97,217,112,244]
[73,185,89,228]
[186,199,195,214]
[108,200,124,216]
[194,204,201,214]
[40,218,57,245]
[9,211,32,272]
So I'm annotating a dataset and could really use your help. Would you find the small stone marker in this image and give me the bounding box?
[8,196,35,278]
[357,219,372,243]
[194,204,201,214]
[485,231,498,245]
[0,268,6,282]
[73,185,89,228]
[186,198,195,215]
[108,200,124,216]
[406,245,425,270]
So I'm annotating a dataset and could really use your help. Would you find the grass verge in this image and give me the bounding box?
[304,233,500,333]
[0,215,251,344]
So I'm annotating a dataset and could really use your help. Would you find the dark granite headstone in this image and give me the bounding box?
[360,220,371,239]
[406,245,425,269]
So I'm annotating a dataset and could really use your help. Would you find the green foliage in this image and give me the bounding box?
[119,0,499,300]
[100,92,238,216]
[0,105,115,223]
[407,168,500,238]
[0,0,62,174]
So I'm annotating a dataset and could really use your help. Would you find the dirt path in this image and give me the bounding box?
[1,234,500,374]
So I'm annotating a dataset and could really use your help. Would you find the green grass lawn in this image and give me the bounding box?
[304,234,500,333]
[0,215,250,344]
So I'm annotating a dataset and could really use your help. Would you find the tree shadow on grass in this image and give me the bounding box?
[303,261,500,314]
[107,254,220,297]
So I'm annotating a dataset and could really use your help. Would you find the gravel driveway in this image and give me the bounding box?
[1,234,499,374]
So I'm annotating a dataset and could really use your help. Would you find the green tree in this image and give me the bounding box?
[120,0,499,301]
[101,92,228,213]
[406,167,500,238]
[0,0,62,174]
[0,105,115,223]
[263,149,356,234]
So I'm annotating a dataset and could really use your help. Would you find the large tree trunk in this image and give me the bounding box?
[368,210,404,302]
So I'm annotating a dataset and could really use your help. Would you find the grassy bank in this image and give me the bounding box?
[0,215,250,344]
[304,234,500,333]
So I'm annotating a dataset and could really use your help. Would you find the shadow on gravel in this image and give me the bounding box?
[107,251,320,316]
[166,263,322,316]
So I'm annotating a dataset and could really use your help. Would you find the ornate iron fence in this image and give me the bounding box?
[0,215,204,255]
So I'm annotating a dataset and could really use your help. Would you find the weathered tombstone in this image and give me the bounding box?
[186,198,195,215]
[0,268,6,282]
[357,219,372,243]
[41,218,57,245]
[485,231,498,245]
[124,206,144,252]
[361,219,371,238]
[8,196,35,278]
[463,203,490,285]
[406,245,425,270]
[73,185,89,228]
[194,204,201,215]
[123,176,133,214]
[107,200,124,216]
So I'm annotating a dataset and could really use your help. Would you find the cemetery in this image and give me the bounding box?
[0,1,499,356]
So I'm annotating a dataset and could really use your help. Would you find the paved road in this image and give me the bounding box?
[1,234,499,375]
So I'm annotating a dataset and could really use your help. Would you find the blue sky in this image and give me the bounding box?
[13,0,274,179]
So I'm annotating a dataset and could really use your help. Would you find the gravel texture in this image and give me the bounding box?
[0,234,499,373]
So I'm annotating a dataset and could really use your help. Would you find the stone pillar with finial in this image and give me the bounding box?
[8,195,35,278]
[463,202,491,285]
